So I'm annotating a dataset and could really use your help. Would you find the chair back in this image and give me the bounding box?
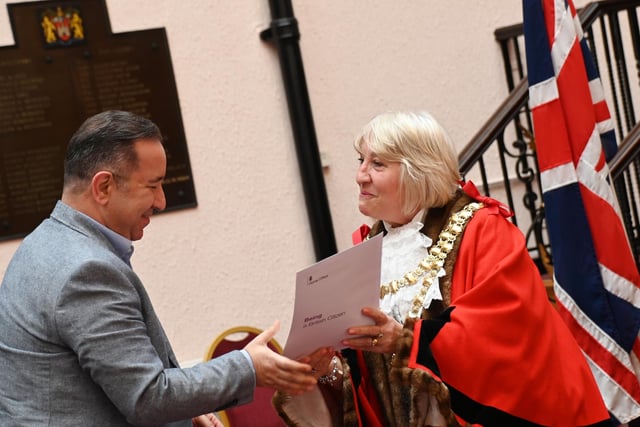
[205,326,286,427]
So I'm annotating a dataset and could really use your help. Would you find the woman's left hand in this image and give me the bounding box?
[341,307,403,353]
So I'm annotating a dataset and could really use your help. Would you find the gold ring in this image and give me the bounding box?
[371,337,378,347]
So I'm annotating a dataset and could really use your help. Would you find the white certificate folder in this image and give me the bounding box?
[283,234,382,359]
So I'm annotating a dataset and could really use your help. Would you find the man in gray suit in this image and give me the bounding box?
[0,111,319,426]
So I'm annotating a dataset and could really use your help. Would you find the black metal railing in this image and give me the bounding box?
[611,121,640,261]
[460,0,640,270]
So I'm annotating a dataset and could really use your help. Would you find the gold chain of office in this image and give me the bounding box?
[379,202,483,319]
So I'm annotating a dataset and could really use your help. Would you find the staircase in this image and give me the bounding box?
[460,0,640,277]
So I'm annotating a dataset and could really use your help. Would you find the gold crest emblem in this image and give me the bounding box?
[40,5,84,47]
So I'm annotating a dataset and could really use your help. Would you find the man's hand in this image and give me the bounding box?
[192,413,224,427]
[244,320,317,396]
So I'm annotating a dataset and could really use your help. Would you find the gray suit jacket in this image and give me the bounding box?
[0,201,255,426]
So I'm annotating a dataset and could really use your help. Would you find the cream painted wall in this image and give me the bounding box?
[0,0,588,364]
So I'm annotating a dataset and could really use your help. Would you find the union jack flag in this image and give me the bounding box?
[523,0,640,423]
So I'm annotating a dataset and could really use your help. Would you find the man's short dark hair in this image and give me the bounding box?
[64,110,163,187]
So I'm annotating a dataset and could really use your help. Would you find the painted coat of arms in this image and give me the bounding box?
[40,5,84,47]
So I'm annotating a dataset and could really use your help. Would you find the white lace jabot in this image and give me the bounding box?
[380,212,444,323]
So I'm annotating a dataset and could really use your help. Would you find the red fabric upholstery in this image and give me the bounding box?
[206,327,285,427]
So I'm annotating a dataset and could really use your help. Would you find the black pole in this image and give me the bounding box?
[260,0,337,261]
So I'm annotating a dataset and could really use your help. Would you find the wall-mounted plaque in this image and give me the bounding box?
[0,0,197,240]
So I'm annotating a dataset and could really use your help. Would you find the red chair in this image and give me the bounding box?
[205,326,286,427]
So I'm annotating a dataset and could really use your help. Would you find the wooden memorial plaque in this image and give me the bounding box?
[0,0,197,240]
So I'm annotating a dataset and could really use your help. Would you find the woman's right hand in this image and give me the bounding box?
[299,347,335,379]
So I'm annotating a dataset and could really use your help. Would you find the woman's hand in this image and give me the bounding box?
[341,307,403,353]
[298,346,335,379]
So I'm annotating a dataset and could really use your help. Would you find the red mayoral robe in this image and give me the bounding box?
[408,205,611,426]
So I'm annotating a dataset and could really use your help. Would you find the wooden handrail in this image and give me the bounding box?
[611,121,640,180]
[459,79,528,174]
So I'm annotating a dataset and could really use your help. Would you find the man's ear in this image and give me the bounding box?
[91,171,115,205]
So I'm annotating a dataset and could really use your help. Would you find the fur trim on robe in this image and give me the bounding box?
[273,191,475,427]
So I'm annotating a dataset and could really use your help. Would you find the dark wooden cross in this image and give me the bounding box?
[0,0,196,240]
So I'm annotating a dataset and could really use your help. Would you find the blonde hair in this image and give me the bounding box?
[354,111,461,215]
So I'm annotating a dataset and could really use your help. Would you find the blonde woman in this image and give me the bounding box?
[276,111,610,427]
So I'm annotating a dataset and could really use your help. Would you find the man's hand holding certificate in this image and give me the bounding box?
[283,234,382,359]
